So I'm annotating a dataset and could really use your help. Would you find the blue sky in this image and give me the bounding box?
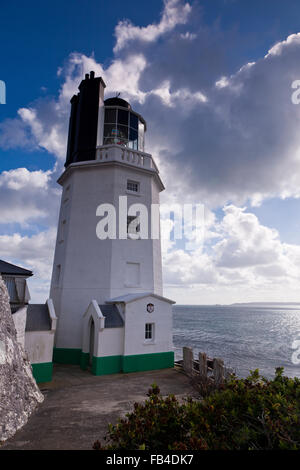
[1,0,300,304]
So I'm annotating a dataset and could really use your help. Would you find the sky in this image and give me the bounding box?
[1,0,300,304]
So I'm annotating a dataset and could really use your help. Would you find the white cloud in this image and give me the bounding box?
[0,168,59,225]
[215,76,230,89]
[152,80,207,107]
[162,205,300,302]
[265,32,300,58]
[0,229,56,278]
[0,229,57,302]
[214,205,282,269]
[0,117,36,150]
[0,168,51,190]
[113,0,192,52]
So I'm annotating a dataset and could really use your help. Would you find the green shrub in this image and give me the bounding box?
[93,368,300,450]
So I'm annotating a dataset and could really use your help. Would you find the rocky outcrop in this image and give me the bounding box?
[0,275,43,442]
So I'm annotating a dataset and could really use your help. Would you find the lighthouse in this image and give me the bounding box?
[50,72,175,375]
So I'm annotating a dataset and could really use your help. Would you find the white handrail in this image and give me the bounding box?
[95,145,157,170]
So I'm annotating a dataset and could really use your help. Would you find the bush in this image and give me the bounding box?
[93,368,300,450]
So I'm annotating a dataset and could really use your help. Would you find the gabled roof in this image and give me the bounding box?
[107,292,175,305]
[0,259,33,277]
[25,304,51,331]
[99,304,124,328]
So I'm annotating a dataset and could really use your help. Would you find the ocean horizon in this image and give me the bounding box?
[172,303,300,379]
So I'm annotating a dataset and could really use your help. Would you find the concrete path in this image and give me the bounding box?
[1,364,197,450]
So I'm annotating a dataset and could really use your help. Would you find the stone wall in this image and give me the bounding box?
[0,275,44,442]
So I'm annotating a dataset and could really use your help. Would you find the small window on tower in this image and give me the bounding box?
[55,264,61,285]
[127,180,139,193]
[59,220,67,243]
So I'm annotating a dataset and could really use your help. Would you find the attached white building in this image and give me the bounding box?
[0,260,57,383]
[50,72,175,375]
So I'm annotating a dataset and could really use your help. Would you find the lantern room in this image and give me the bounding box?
[64,73,147,168]
[103,97,146,151]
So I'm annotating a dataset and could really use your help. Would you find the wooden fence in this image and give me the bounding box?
[176,347,226,386]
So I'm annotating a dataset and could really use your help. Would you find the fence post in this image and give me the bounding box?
[183,347,193,374]
[213,358,224,385]
[198,352,207,380]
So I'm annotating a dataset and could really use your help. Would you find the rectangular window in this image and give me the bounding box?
[125,262,140,286]
[127,180,139,192]
[130,112,138,130]
[104,108,116,124]
[117,109,129,126]
[145,323,154,340]
[60,219,66,242]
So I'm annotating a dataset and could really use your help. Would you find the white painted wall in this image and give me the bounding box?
[25,331,55,364]
[97,328,124,357]
[122,295,173,357]
[82,300,124,358]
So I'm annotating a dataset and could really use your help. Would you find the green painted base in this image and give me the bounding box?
[80,352,89,370]
[91,351,174,375]
[52,348,174,376]
[53,347,81,364]
[31,362,53,383]
[92,355,122,375]
[122,351,174,373]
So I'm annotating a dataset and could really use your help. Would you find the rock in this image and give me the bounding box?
[0,275,44,442]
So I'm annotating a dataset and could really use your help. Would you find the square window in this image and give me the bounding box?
[127,180,139,192]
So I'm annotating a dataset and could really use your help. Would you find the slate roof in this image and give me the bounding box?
[99,304,124,328]
[25,304,51,332]
[0,259,33,277]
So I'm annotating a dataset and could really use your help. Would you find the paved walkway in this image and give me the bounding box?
[1,364,197,450]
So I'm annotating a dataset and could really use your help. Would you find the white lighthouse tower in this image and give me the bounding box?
[50,72,174,375]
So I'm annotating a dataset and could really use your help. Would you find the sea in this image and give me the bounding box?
[172,304,300,379]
